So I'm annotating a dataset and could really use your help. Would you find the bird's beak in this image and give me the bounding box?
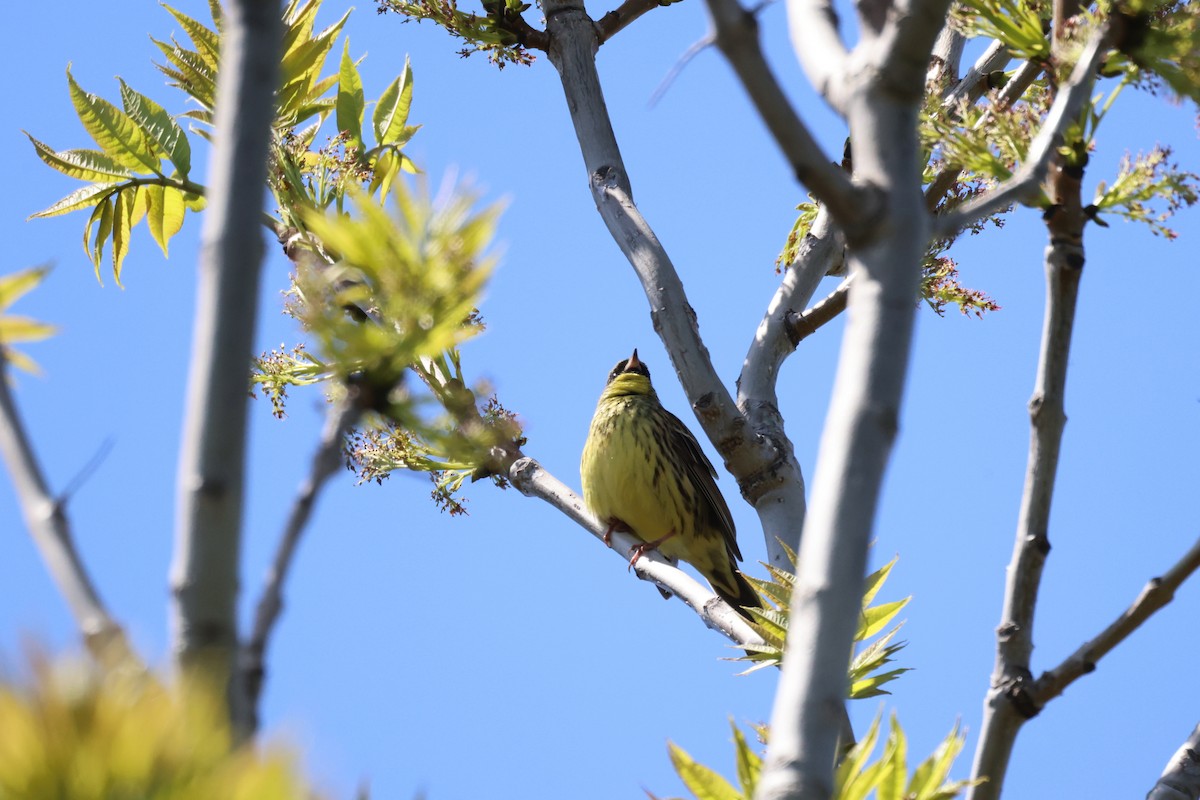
[627,349,641,371]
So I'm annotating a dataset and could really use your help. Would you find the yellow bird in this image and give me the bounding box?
[580,349,760,620]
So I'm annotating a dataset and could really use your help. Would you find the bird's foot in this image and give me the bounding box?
[626,531,677,571]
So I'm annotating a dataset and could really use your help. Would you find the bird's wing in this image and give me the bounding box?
[666,410,742,563]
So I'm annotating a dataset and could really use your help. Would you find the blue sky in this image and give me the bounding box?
[2,1,1198,798]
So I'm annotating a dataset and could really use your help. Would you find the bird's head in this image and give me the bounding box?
[603,349,655,397]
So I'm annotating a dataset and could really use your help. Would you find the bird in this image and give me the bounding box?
[580,349,760,621]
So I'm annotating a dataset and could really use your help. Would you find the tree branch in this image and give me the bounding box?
[785,0,850,114]
[241,389,362,735]
[786,273,850,345]
[704,0,864,230]
[169,0,281,725]
[736,206,842,565]
[1033,535,1200,706]
[968,13,1091,787]
[757,84,932,797]
[509,457,761,643]
[935,23,1110,237]
[543,0,802,525]
[595,0,665,43]
[0,355,140,671]
[1148,723,1200,800]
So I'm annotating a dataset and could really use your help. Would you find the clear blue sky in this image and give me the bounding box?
[2,1,1198,798]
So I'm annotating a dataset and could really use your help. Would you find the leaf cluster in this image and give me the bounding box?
[375,0,537,68]
[0,267,57,375]
[737,550,911,700]
[0,655,313,799]
[653,715,976,800]
[1091,145,1199,237]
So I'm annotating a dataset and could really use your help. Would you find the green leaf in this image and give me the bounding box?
[29,182,120,220]
[278,9,350,119]
[66,67,160,174]
[877,715,907,800]
[731,722,759,797]
[336,40,365,149]
[162,4,221,70]
[0,266,52,312]
[858,598,910,640]
[0,316,57,344]
[373,57,414,144]
[145,184,187,257]
[282,0,322,59]
[24,133,134,182]
[119,80,192,176]
[111,187,138,284]
[861,555,898,608]
[152,38,217,109]
[89,196,115,283]
[667,742,743,800]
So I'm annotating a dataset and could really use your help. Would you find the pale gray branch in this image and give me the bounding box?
[509,457,762,643]
[757,83,931,794]
[737,207,842,565]
[0,355,139,671]
[968,225,1086,800]
[943,39,1010,106]
[241,391,362,734]
[544,0,802,526]
[704,0,863,227]
[786,0,850,114]
[1034,535,1200,706]
[936,24,1109,236]
[169,0,282,724]
[1149,724,1200,800]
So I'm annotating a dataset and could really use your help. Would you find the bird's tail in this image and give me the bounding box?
[711,567,761,623]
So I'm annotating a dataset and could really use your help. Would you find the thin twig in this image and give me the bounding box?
[241,390,363,734]
[649,0,777,107]
[595,0,667,43]
[509,457,761,643]
[56,436,115,509]
[936,23,1110,237]
[648,34,714,108]
[1033,535,1200,705]
[0,355,139,671]
[968,11,1093,795]
[786,274,851,345]
[1148,723,1200,800]
[705,0,865,233]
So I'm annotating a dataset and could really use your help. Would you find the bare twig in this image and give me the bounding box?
[705,0,865,232]
[241,390,363,734]
[57,437,115,509]
[0,355,139,671]
[169,0,282,729]
[595,0,666,43]
[1033,536,1200,705]
[786,274,850,345]
[1148,723,1200,800]
[509,457,762,643]
[936,23,1110,236]
[968,9,1093,793]
[649,34,714,108]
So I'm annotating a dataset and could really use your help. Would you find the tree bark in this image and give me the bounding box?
[169,0,281,730]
